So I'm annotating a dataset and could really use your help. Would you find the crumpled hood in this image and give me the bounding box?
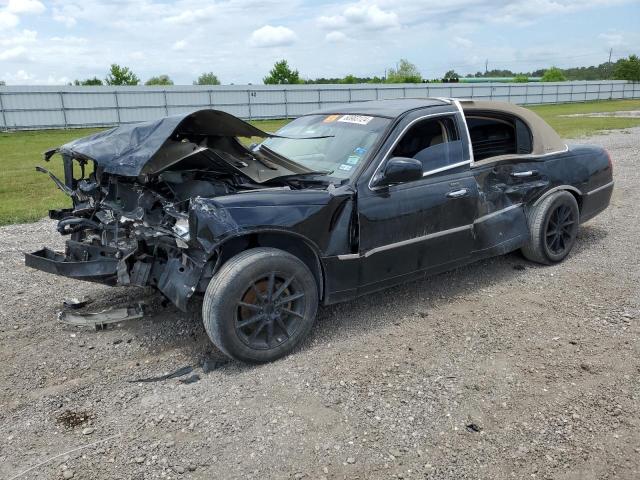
[48,109,270,177]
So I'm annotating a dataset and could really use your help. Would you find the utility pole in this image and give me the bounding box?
[485,59,488,75]
[607,48,613,79]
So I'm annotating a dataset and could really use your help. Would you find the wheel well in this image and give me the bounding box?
[533,186,583,212]
[216,232,325,300]
[567,189,583,212]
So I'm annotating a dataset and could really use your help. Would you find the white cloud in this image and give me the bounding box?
[342,4,399,29]
[52,10,77,27]
[319,3,399,31]
[0,0,638,85]
[0,10,19,28]
[172,39,187,51]
[325,31,348,43]
[318,14,348,30]
[598,32,625,47]
[6,0,45,14]
[453,36,473,49]
[4,69,35,83]
[0,28,37,46]
[249,25,297,47]
[0,45,27,60]
[165,5,217,25]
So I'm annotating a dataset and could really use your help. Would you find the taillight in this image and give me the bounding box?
[605,149,613,174]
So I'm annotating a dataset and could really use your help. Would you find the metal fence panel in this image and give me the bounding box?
[0,81,637,130]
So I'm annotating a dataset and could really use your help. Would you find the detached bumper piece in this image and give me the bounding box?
[25,241,119,285]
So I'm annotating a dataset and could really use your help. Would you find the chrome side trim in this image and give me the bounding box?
[586,180,614,196]
[470,144,570,168]
[363,224,473,258]
[336,253,360,260]
[452,98,475,165]
[368,110,467,192]
[474,203,522,224]
[422,160,471,178]
[337,204,527,261]
[533,185,583,206]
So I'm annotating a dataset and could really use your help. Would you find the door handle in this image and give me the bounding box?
[446,188,468,198]
[511,170,538,178]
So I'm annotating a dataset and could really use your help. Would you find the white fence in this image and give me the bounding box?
[0,80,638,130]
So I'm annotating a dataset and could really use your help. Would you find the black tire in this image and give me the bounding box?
[521,191,580,265]
[202,247,318,363]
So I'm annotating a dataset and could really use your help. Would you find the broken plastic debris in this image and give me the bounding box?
[465,423,482,433]
[58,303,145,330]
[128,365,194,383]
[62,296,92,309]
[179,374,201,384]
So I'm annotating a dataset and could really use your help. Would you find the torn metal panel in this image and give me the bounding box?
[50,110,271,177]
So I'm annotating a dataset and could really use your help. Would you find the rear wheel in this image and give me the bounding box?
[521,191,580,265]
[202,247,318,363]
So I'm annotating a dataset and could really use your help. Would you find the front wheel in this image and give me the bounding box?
[521,191,580,265]
[202,247,318,363]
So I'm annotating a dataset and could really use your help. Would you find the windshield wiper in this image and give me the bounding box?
[273,170,334,180]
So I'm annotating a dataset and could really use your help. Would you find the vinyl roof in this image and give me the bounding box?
[459,100,566,155]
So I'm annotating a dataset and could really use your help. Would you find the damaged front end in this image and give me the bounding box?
[25,109,304,310]
[26,153,214,310]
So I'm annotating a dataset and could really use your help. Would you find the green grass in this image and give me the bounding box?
[1,100,638,226]
[528,99,640,137]
[0,119,289,226]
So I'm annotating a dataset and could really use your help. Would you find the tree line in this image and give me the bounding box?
[51,54,640,87]
[69,65,221,86]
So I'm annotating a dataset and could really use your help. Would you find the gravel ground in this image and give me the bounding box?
[0,128,638,480]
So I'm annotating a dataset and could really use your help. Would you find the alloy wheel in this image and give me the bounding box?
[235,272,305,350]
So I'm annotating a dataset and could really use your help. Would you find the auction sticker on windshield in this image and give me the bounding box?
[338,115,374,125]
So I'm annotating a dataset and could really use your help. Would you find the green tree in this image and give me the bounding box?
[0,80,5,86]
[513,74,529,83]
[613,54,640,82]
[105,64,140,86]
[443,70,459,80]
[541,67,567,82]
[386,59,422,83]
[73,77,103,86]
[194,72,221,85]
[341,74,358,84]
[145,74,173,86]
[263,60,301,84]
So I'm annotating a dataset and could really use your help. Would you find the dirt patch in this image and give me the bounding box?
[560,110,640,118]
[56,409,95,429]
[0,129,639,479]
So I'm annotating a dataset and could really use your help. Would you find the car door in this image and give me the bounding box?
[464,110,553,255]
[355,111,479,294]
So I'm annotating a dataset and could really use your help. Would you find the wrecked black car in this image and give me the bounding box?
[26,99,614,362]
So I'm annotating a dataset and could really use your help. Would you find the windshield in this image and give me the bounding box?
[260,114,391,179]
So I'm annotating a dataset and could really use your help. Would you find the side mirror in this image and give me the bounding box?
[372,157,423,188]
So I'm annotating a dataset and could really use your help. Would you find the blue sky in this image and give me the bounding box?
[0,0,638,85]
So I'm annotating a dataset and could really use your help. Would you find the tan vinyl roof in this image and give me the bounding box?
[459,100,566,156]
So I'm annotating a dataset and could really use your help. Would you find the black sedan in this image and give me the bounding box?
[26,98,614,362]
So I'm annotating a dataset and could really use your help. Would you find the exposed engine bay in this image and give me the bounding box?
[26,110,333,311]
